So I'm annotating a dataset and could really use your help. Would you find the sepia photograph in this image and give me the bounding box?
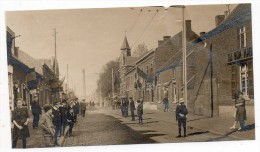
[1,1,257,151]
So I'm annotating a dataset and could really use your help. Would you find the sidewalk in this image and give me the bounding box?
[103,108,255,141]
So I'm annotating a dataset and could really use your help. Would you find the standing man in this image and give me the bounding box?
[175,98,188,137]
[73,98,80,122]
[163,96,169,112]
[52,101,61,146]
[31,94,42,129]
[125,98,129,117]
[137,98,143,125]
[129,97,136,121]
[81,99,87,117]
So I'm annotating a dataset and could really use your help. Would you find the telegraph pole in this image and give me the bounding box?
[66,64,69,94]
[112,68,114,101]
[83,69,86,101]
[181,6,187,107]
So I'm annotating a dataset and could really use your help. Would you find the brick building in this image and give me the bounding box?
[191,4,253,117]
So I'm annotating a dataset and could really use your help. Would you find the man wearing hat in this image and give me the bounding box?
[175,98,188,137]
[80,99,87,117]
[129,97,136,121]
[52,101,61,146]
[31,94,42,129]
[73,98,80,122]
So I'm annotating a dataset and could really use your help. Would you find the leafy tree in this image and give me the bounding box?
[96,59,120,99]
[132,43,149,57]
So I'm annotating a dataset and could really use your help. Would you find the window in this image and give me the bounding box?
[150,63,153,74]
[240,64,249,96]
[239,26,246,48]
[146,66,149,74]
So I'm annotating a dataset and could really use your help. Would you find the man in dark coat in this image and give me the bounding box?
[73,98,80,122]
[175,98,188,137]
[59,101,68,136]
[52,101,61,146]
[31,94,42,129]
[163,96,169,112]
[129,97,136,121]
[81,100,87,117]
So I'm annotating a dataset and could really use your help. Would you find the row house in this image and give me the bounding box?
[191,4,253,117]
[7,27,61,110]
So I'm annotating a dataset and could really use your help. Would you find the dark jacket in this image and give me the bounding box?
[31,101,42,115]
[73,102,80,114]
[59,106,68,121]
[52,107,61,127]
[129,100,135,111]
[67,112,75,123]
[175,104,188,120]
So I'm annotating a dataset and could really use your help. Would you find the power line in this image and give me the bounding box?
[127,8,143,35]
[131,9,159,49]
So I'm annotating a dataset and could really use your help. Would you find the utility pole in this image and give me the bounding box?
[83,69,86,101]
[112,68,114,101]
[181,6,187,107]
[210,44,214,117]
[66,64,69,94]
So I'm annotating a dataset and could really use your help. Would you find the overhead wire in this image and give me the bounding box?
[131,9,159,49]
[127,8,143,35]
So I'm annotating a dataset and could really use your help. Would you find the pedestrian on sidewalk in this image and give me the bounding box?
[31,94,42,129]
[137,98,143,125]
[52,101,62,146]
[67,108,76,137]
[81,99,87,117]
[230,91,247,131]
[73,98,80,123]
[175,98,188,137]
[129,97,136,121]
[125,98,129,117]
[40,105,55,147]
[59,101,68,136]
[12,99,30,148]
[163,96,169,112]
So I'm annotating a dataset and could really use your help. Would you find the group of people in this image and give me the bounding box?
[114,97,144,125]
[11,94,88,148]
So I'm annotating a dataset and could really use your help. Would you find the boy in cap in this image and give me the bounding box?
[31,94,42,129]
[40,105,55,147]
[175,98,188,137]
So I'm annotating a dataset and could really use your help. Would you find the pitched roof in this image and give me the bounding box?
[120,36,131,50]
[16,49,43,75]
[125,56,138,66]
[193,4,251,44]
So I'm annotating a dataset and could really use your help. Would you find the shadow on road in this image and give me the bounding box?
[188,131,209,136]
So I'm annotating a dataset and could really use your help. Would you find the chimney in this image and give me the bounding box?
[163,36,171,41]
[158,40,164,47]
[200,32,206,36]
[185,20,191,39]
[215,15,225,27]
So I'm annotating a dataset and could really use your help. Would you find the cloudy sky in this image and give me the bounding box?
[5,4,237,99]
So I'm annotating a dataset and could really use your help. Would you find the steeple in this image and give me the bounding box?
[120,36,131,56]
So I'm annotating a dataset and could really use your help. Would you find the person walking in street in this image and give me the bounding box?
[31,94,42,129]
[59,101,68,136]
[129,97,136,121]
[175,98,188,137]
[81,99,87,117]
[40,105,55,147]
[230,91,247,131]
[12,98,30,148]
[73,98,80,123]
[163,96,169,112]
[67,108,76,137]
[137,98,143,125]
[125,98,129,117]
[52,101,62,146]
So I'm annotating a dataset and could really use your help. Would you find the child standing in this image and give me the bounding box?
[137,98,143,125]
[175,98,188,137]
[67,108,76,137]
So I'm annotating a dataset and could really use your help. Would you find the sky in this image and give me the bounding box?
[5,4,238,99]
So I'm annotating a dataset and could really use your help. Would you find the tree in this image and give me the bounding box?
[96,59,120,99]
[132,43,149,57]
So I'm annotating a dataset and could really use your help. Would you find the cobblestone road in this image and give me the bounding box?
[63,108,236,147]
